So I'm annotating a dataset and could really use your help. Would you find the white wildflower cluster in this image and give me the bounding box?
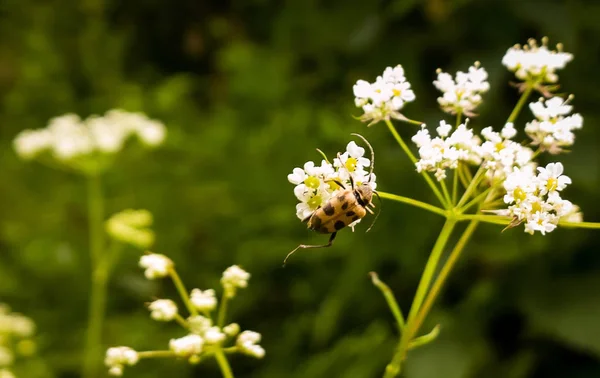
[0,305,36,378]
[502,38,573,84]
[353,65,416,125]
[288,140,376,221]
[479,123,534,182]
[411,121,481,181]
[525,97,583,154]
[106,209,155,249]
[13,110,166,172]
[106,264,264,376]
[433,62,490,116]
[500,163,581,234]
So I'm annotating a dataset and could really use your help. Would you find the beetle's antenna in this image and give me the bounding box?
[351,133,375,183]
[365,191,382,233]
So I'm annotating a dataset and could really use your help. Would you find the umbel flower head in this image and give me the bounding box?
[13,109,166,175]
[353,65,416,125]
[0,304,37,378]
[433,62,490,116]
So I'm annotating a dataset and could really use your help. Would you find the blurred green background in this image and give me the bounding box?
[2,0,600,377]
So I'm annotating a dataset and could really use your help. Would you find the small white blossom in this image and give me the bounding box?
[502,38,572,84]
[187,315,212,335]
[223,323,240,337]
[236,331,265,359]
[221,265,250,298]
[148,299,178,321]
[105,346,139,376]
[0,347,13,366]
[433,62,490,116]
[0,369,15,378]
[353,65,416,125]
[480,123,534,182]
[203,326,226,344]
[190,289,217,312]
[525,97,583,153]
[139,254,173,279]
[169,334,204,357]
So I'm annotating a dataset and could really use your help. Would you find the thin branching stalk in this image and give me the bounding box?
[169,268,198,316]
[377,191,446,217]
[214,349,235,378]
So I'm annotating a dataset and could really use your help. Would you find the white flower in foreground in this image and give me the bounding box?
[148,299,178,321]
[190,289,218,312]
[412,120,481,181]
[502,38,572,84]
[105,346,139,376]
[203,326,226,344]
[501,162,575,235]
[525,96,583,154]
[221,265,250,298]
[479,123,534,182]
[169,334,204,357]
[139,254,173,279]
[353,65,416,125]
[236,331,265,359]
[433,62,490,116]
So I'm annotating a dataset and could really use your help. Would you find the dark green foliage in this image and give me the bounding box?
[1,0,600,377]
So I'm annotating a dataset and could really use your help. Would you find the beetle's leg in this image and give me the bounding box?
[366,191,383,233]
[366,207,375,215]
[283,232,337,266]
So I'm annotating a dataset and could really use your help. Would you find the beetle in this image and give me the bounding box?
[284,133,381,264]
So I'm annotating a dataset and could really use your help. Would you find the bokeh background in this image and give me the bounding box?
[2,0,600,377]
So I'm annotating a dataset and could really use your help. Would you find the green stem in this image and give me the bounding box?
[174,313,189,329]
[411,220,479,334]
[456,167,485,208]
[168,268,198,316]
[370,272,405,330]
[559,221,600,229]
[458,187,492,213]
[507,84,534,123]
[384,218,457,378]
[440,179,452,207]
[384,119,448,207]
[452,170,458,205]
[456,214,510,225]
[217,293,229,328]
[377,191,446,217]
[455,111,462,128]
[82,174,105,378]
[214,349,235,378]
[137,350,177,359]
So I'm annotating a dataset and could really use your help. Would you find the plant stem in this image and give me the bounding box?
[168,268,198,316]
[214,349,235,378]
[507,84,534,123]
[559,221,600,229]
[83,174,105,378]
[377,191,446,217]
[452,170,458,205]
[385,119,448,207]
[411,220,479,334]
[370,272,405,330]
[217,293,229,328]
[456,167,485,208]
[137,350,177,359]
[456,214,510,225]
[458,187,492,213]
[383,218,457,378]
[440,179,452,207]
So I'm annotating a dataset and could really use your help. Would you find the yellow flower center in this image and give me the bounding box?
[531,201,542,213]
[344,157,358,172]
[307,195,322,209]
[546,178,558,192]
[514,188,527,202]
[495,142,505,152]
[392,89,401,96]
[304,176,320,189]
[328,180,341,191]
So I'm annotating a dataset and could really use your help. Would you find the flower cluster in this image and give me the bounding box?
[498,163,581,234]
[13,110,166,173]
[433,62,490,116]
[106,262,263,376]
[353,65,416,125]
[502,38,573,84]
[525,96,583,154]
[0,305,36,378]
[412,121,481,181]
[288,140,376,223]
[479,123,534,182]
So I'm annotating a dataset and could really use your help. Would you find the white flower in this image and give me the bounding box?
[221,265,250,298]
[353,65,415,125]
[105,346,139,376]
[137,121,166,146]
[169,334,204,357]
[139,254,173,279]
[223,323,240,337]
[536,162,571,195]
[148,299,178,321]
[502,38,572,83]
[190,289,217,312]
[525,97,582,153]
[480,124,534,182]
[433,62,490,116]
[0,347,14,366]
[12,129,52,160]
[0,369,15,378]
[236,331,265,358]
[203,326,226,344]
[187,315,212,335]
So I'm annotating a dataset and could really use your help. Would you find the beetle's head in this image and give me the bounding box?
[355,184,373,207]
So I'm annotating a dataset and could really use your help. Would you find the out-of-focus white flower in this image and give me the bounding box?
[525,96,583,153]
[190,289,217,312]
[236,331,265,359]
[203,327,226,344]
[148,299,178,321]
[500,162,575,235]
[105,346,139,376]
[169,334,204,357]
[412,120,481,181]
[221,266,250,298]
[0,369,15,378]
[0,308,35,338]
[353,65,416,125]
[479,123,535,182]
[433,62,490,116]
[187,315,212,335]
[0,346,14,366]
[139,254,173,279]
[106,209,155,249]
[223,323,240,337]
[12,129,52,160]
[502,38,572,84]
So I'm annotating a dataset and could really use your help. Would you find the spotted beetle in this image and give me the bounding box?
[284,133,381,264]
